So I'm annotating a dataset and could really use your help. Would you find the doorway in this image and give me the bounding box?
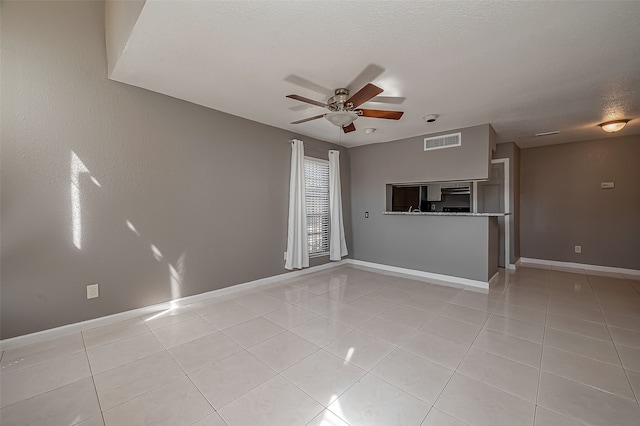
[473,159,510,269]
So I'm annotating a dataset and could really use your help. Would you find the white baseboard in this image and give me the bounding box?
[507,258,522,271]
[344,259,490,290]
[0,260,347,351]
[519,258,640,277]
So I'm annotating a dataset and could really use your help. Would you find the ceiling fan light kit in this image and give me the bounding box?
[325,111,359,127]
[286,81,404,134]
[598,119,630,133]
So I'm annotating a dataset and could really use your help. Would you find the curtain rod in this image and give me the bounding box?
[289,140,338,153]
[289,140,336,152]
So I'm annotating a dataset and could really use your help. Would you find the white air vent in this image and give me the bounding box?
[424,132,461,151]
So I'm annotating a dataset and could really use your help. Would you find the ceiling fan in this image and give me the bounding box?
[286,83,404,133]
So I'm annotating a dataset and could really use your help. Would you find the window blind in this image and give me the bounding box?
[304,157,330,256]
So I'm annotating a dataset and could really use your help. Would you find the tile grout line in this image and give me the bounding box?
[542,369,639,406]
[158,329,220,421]
[540,267,636,420]
[458,276,546,407]
[81,329,108,426]
[534,272,551,425]
[0,339,87,378]
[82,318,151,352]
[328,269,631,423]
[183,301,360,422]
[0,375,91,413]
[282,287,444,425]
[588,274,640,408]
[421,275,509,426]
[142,305,202,331]
[91,315,210,419]
[204,346,329,425]
[103,375,189,419]
[542,343,624,369]
[183,347,277,425]
[0,348,94,413]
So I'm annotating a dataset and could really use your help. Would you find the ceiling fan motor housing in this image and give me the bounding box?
[328,88,353,111]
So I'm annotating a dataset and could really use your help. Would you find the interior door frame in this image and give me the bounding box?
[473,158,510,270]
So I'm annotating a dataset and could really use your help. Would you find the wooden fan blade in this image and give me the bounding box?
[346,83,384,108]
[286,94,327,108]
[284,75,332,96]
[289,104,311,112]
[291,114,325,124]
[346,64,385,93]
[358,109,404,120]
[342,123,356,133]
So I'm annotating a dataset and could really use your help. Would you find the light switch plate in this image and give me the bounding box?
[601,182,614,189]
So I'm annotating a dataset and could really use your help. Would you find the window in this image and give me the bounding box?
[304,157,329,256]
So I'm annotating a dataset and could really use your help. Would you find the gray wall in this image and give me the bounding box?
[520,135,640,270]
[352,124,494,186]
[355,215,495,282]
[488,217,500,279]
[350,125,495,281]
[0,1,351,339]
[494,142,521,264]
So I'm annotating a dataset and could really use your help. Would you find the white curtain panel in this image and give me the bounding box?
[285,139,309,270]
[329,150,348,261]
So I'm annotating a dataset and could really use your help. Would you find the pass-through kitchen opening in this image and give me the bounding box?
[387,182,472,213]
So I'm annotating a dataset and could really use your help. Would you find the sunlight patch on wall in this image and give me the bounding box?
[151,244,163,261]
[126,220,140,236]
[70,151,101,250]
[71,151,89,249]
[169,252,186,300]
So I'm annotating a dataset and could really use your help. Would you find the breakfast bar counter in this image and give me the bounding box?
[383,212,508,217]
[361,212,509,287]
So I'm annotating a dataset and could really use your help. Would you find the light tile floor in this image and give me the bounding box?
[1,266,640,425]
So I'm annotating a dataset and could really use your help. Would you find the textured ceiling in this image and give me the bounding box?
[109,1,640,148]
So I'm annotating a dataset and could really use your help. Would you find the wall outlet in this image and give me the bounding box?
[601,182,615,189]
[365,212,369,218]
[574,245,582,254]
[87,283,99,299]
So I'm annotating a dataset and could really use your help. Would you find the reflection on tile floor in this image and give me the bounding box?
[1,265,640,425]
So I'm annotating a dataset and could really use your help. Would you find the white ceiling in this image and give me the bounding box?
[109,1,640,148]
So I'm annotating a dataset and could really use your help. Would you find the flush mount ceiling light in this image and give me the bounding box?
[364,128,376,134]
[598,119,630,133]
[325,111,359,127]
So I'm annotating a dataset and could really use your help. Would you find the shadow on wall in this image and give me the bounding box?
[70,150,185,300]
